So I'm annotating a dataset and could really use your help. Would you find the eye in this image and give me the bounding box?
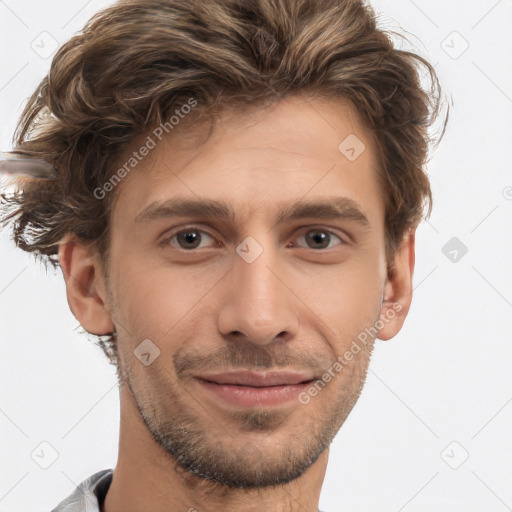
[160,227,219,250]
[290,229,346,250]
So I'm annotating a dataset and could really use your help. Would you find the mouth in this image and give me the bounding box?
[195,370,316,408]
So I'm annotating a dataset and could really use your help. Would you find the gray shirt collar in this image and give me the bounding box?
[52,469,113,512]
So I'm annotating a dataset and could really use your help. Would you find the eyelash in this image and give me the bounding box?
[159,225,348,250]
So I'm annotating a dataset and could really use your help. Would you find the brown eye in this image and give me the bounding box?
[294,229,344,250]
[161,228,217,250]
[176,230,202,249]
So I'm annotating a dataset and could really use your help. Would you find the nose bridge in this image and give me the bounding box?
[217,236,299,345]
[238,249,279,317]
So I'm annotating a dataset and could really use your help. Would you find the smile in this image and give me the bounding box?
[195,370,316,407]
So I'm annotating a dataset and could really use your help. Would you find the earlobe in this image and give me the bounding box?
[377,229,416,341]
[58,236,114,336]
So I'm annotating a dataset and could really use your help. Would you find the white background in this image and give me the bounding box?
[0,1,511,511]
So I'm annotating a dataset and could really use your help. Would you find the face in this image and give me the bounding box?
[91,96,395,487]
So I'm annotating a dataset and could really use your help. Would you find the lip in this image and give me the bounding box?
[195,370,316,408]
[197,370,315,387]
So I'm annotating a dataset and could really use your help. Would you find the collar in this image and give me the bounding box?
[52,469,113,512]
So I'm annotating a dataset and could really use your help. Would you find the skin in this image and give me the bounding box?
[58,95,415,512]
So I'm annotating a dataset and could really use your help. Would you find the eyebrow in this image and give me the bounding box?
[134,197,371,229]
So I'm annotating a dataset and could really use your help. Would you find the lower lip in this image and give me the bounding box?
[197,379,313,407]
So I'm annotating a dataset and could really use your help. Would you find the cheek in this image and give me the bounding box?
[304,253,385,350]
[109,252,223,343]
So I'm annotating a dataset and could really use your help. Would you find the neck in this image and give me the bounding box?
[103,385,327,512]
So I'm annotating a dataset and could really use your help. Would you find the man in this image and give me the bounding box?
[0,0,447,510]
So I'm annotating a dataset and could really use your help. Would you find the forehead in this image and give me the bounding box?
[110,95,384,228]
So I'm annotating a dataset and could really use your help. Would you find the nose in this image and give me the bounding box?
[217,241,300,346]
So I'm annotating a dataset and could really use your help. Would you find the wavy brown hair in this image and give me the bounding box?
[1,0,448,365]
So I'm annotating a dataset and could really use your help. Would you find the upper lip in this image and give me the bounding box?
[197,370,315,387]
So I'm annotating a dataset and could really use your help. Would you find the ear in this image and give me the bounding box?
[377,229,416,341]
[58,235,114,336]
